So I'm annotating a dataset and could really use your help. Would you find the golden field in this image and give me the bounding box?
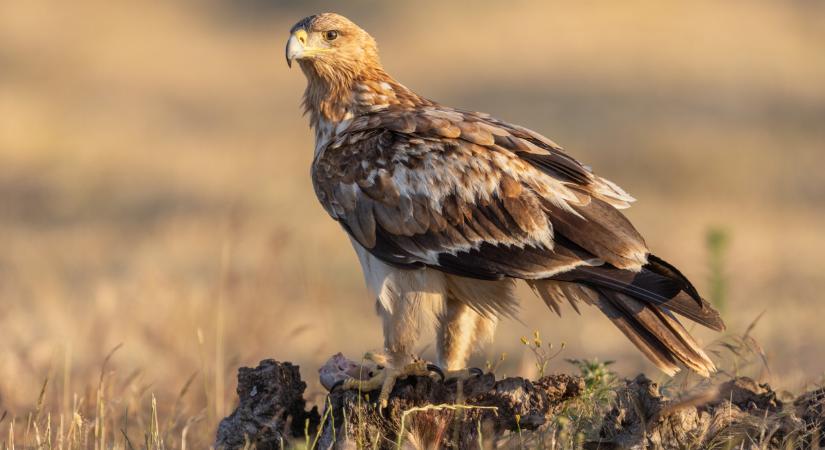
[1,0,824,447]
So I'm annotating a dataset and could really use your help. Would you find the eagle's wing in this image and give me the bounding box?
[312,106,647,278]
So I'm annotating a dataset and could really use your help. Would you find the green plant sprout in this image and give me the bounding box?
[520,330,566,378]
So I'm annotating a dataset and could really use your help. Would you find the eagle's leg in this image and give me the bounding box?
[436,297,497,380]
[370,273,446,407]
[340,247,448,407]
[336,311,439,407]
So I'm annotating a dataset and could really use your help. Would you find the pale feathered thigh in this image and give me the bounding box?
[349,237,519,319]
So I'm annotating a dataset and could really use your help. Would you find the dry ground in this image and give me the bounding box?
[1,0,824,447]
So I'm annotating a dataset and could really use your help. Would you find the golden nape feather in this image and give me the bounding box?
[287,13,724,378]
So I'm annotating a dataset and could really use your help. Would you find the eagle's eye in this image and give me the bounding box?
[324,30,339,41]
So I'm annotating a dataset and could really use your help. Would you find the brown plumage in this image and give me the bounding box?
[286,13,725,381]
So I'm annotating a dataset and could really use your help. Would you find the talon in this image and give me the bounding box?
[378,375,394,409]
[427,363,445,381]
[469,367,484,377]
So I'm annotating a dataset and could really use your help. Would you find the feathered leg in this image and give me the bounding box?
[341,241,446,406]
[436,296,497,379]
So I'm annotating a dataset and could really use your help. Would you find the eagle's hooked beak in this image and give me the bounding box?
[286,29,308,68]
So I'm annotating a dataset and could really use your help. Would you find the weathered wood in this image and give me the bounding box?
[214,360,320,449]
[215,359,583,449]
[590,375,820,449]
[216,359,825,449]
[316,370,584,449]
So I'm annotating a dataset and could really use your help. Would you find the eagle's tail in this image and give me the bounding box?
[529,254,725,377]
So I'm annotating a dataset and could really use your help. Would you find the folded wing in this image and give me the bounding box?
[312,105,724,375]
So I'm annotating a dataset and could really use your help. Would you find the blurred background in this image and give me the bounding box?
[1,0,823,446]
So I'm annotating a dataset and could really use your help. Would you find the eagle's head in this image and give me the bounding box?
[286,13,381,82]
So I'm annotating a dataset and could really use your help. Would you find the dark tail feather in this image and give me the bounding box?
[645,254,702,302]
[591,287,716,376]
[552,255,725,332]
[534,254,725,377]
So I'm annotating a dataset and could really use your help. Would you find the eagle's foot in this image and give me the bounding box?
[333,358,443,409]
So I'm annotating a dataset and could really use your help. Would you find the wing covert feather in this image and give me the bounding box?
[312,107,648,278]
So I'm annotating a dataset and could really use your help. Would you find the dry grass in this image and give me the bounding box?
[1,0,824,447]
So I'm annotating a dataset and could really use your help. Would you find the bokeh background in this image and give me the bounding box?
[1,0,824,446]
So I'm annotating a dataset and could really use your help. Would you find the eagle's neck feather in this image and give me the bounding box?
[302,66,424,145]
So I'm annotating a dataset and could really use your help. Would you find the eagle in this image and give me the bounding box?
[285,13,725,406]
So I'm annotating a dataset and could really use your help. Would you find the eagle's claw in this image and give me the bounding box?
[426,363,445,381]
[329,379,346,392]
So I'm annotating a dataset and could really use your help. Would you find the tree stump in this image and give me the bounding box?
[215,358,583,449]
[215,358,825,449]
[214,360,320,449]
